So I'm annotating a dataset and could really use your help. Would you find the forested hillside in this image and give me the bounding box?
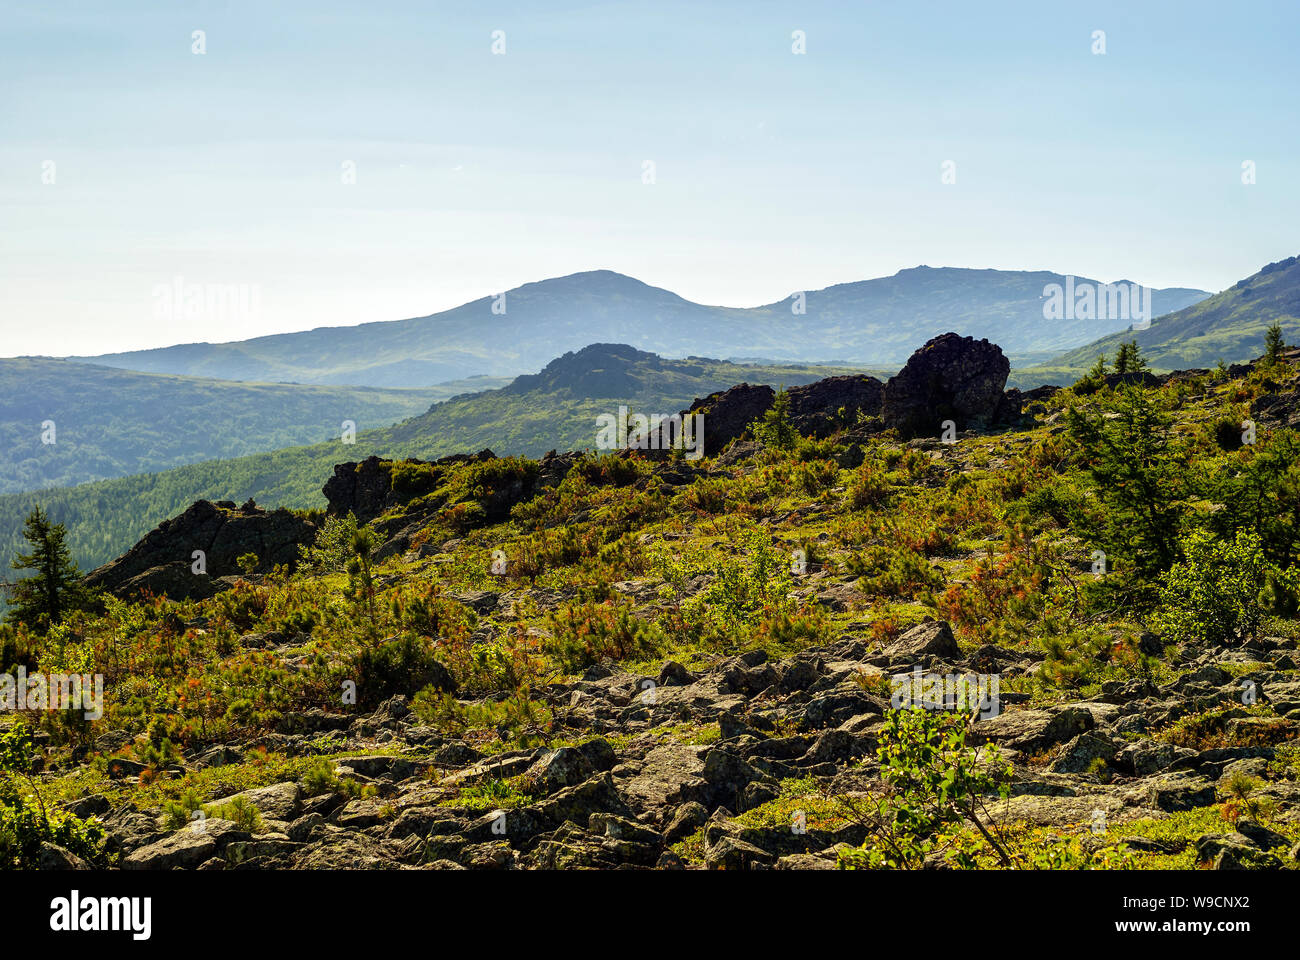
[0,358,500,494]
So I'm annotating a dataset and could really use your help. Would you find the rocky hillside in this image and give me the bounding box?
[0,349,883,577]
[7,334,1300,872]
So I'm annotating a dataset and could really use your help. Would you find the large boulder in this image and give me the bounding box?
[881,333,1011,439]
[968,705,1095,753]
[122,829,219,870]
[785,375,885,437]
[1253,389,1300,432]
[84,499,316,601]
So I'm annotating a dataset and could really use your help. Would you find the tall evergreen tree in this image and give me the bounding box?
[6,506,85,628]
[1264,322,1286,363]
[1065,385,1190,589]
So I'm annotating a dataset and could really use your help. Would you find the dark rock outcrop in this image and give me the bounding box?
[85,500,316,600]
[881,333,1011,439]
[502,343,663,398]
[785,375,884,437]
[670,383,775,456]
[646,373,887,457]
[1254,390,1300,431]
[324,451,496,524]
[323,456,406,524]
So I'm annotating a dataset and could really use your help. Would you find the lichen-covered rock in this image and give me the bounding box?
[122,830,219,870]
[323,451,496,524]
[884,621,962,661]
[969,705,1095,754]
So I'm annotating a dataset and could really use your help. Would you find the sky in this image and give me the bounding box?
[1,0,1297,357]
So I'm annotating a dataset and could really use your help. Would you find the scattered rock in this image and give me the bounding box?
[884,621,962,661]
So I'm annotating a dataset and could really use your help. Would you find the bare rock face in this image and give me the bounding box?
[84,499,316,601]
[672,383,775,456]
[881,333,1011,439]
[785,375,884,437]
[1254,389,1300,432]
[643,373,885,456]
[883,621,962,661]
[323,456,405,525]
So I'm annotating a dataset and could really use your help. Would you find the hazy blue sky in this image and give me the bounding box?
[2,0,1297,356]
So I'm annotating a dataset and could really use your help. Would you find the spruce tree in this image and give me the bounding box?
[1113,340,1148,375]
[6,506,86,628]
[1264,322,1285,363]
[752,389,798,450]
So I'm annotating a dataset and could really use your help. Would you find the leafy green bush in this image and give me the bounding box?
[412,686,553,746]
[390,461,442,499]
[0,723,104,868]
[298,512,360,572]
[300,758,342,796]
[545,599,665,672]
[846,463,891,509]
[573,453,642,487]
[1153,530,1272,646]
[792,458,838,494]
[838,709,1011,869]
[351,634,456,707]
[847,545,944,599]
[1208,430,1300,569]
[162,788,206,830]
[1065,385,1190,588]
[751,390,797,450]
[683,529,796,635]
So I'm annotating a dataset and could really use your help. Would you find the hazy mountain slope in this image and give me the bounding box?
[1045,255,1300,374]
[0,359,507,495]
[741,267,1208,363]
[71,269,1209,387]
[0,347,887,573]
[73,272,738,388]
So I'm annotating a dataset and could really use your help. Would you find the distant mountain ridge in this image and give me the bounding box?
[66,268,1210,388]
[1047,255,1300,372]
